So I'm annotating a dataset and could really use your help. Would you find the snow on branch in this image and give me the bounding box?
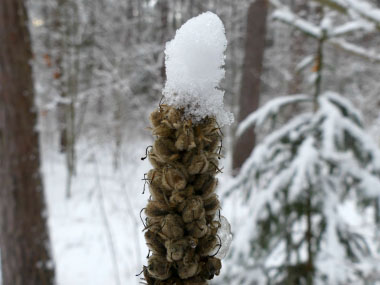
[312,0,348,13]
[272,9,322,39]
[324,91,364,126]
[236,94,311,138]
[345,0,380,27]
[329,20,374,37]
[313,0,380,30]
[329,39,380,63]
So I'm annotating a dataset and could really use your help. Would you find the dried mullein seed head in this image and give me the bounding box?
[200,257,222,280]
[182,196,205,223]
[161,214,185,240]
[188,154,209,175]
[162,167,187,191]
[154,137,179,162]
[147,254,172,280]
[144,230,166,256]
[197,234,218,256]
[145,200,170,218]
[186,217,208,238]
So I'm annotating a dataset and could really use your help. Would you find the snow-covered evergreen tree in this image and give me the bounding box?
[223,92,380,284]
[220,2,380,284]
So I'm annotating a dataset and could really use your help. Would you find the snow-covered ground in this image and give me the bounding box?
[42,139,152,285]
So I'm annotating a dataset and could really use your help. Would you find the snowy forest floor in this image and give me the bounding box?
[41,134,232,284]
[42,137,151,285]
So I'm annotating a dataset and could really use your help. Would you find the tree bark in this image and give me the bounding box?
[0,0,55,284]
[232,0,268,172]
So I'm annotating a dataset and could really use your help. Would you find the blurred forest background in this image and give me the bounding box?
[1,0,380,284]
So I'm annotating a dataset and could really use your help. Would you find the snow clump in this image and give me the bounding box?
[163,11,234,126]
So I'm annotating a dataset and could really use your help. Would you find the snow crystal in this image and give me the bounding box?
[163,12,234,126]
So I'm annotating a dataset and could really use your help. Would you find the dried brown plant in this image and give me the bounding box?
[141,105,223,284]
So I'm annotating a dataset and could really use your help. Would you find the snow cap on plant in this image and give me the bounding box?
[163,11,234,126]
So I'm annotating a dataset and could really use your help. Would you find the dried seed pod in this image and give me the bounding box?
[154,137,180,162]
[165,239,186,262]
[170,185,194,206]
[188,154,209,175]
[145,200,170,218]
[205,133,220,153]
[182,196,205,223]
[165,236,198,262]
[143,265,156,285]
[162,167,187,191]
[148,152,165,169]
[161,214,185,240]
[148,184,167,203]
[207,157,221,174]
[145,216,164,234]
[147,169,162,188]
[204,193,220,218]
[145,230,166,256]
[183,276,208,285]
[200,178,218,200]
[153,124,174,137]
[150,109,164,128]
[193,174,212,191]
[147,254,172,280]
[162,107,182,129]
[200,257,222,280]
[197,234,218,257]
[175,121,196,151]
[186,217,208,238]
[177,250,200,279]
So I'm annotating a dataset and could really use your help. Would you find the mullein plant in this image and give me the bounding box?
[141,104,225,285]
[139,11,233,285]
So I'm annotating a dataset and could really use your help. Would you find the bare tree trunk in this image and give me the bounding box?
[0,0,55,284]
[157,0,169,82]
[232,0,268,172]
[288,0,310,95]
[52,0,68,153]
